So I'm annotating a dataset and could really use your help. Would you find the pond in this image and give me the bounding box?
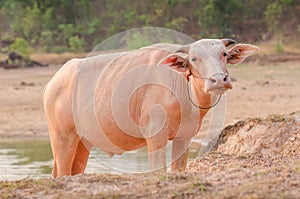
[0,140,199,181]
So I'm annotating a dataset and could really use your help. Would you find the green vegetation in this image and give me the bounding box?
[0,0,299,53]
[10,37,33,57]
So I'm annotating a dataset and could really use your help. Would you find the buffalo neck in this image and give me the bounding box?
[190,77,211,118]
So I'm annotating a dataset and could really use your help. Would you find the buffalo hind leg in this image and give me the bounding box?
[49,129,80,178]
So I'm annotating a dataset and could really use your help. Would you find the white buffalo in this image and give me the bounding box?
[43,39,259,178]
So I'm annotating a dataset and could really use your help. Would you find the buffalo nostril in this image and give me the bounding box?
[210,78,217,83]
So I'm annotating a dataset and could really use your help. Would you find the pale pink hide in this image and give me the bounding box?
[43,39,259,178]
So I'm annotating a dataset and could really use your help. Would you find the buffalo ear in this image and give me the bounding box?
[159,54,190,72]
[227,44,260,64]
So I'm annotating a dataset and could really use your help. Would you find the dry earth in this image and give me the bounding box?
[0,56,300,198]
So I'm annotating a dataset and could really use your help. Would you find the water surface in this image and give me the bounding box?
[0,140,198,181]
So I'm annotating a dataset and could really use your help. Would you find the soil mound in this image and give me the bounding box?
[215,112,300,158]
[186,113,300,198]
[189,112,300,174]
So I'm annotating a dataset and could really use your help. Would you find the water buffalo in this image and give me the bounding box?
[43,39,259,178]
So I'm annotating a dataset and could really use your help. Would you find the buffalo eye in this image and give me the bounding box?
[223,52,228,57]
[191,57,196,62]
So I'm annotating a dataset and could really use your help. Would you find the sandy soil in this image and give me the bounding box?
[0,65,59,139]
[0,58,300,198]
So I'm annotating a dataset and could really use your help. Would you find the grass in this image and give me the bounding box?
[268,114,286,122]
[258,40,300,55]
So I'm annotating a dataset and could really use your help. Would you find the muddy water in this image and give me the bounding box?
[0,140,198,181]
[0,140,53,181]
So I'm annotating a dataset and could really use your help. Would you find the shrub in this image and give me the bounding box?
[125,32,152,50]
[52,46,69,54]
[274,40,284,53]
[0,34,15,53]
[10,37,33,57]
[40,31,54,52]
[68,36,86,52]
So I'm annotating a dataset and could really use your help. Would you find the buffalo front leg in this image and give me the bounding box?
[171,139,191,171]
[146,134,168,173]
[71,138,91,175]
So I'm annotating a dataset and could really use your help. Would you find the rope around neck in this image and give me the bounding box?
[186,73,224,109]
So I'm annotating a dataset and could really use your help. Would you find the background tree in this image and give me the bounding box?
[0,0,299,53]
